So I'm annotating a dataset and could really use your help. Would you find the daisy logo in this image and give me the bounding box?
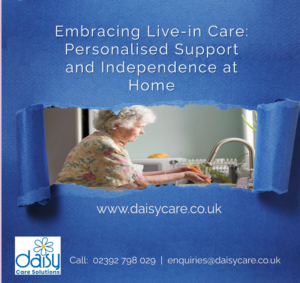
[15,237,61,275]
[34,237,54,256]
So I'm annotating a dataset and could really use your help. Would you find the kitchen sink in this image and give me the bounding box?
[178,183,237,188]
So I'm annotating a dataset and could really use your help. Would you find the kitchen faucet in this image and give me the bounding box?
[203,138,255,180]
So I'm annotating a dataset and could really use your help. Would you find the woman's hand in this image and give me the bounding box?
[167,166,192,174]
[122,177,149,189]
[184,171,211,184]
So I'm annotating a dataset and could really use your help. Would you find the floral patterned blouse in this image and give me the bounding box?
[57,131,142,188]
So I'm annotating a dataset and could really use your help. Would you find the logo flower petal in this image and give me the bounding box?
[33,247,42,253]
[41,248,47,256]
[45,246,54,253]
[46,242,54,247]
[34,239,43,247]
[41,237,49,246]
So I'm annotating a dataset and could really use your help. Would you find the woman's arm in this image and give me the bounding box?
[143,171,168,176]
[122,171,211,189]
[142,166,192,176]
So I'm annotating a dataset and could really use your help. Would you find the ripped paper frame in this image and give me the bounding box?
[3,0,300,282]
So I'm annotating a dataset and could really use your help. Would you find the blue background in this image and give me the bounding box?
[2,0,300,282]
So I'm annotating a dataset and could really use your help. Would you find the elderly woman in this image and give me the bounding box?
[57,105,211,189]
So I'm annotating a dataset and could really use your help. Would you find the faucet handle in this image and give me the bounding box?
[249,168,254,179]
[203,161,213,167]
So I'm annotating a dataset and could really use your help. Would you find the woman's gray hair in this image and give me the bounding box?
[93,105,156,131]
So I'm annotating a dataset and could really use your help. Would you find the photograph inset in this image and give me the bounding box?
[44,105,256,191]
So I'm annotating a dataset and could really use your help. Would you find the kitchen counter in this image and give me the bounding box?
[178,183,237,188]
